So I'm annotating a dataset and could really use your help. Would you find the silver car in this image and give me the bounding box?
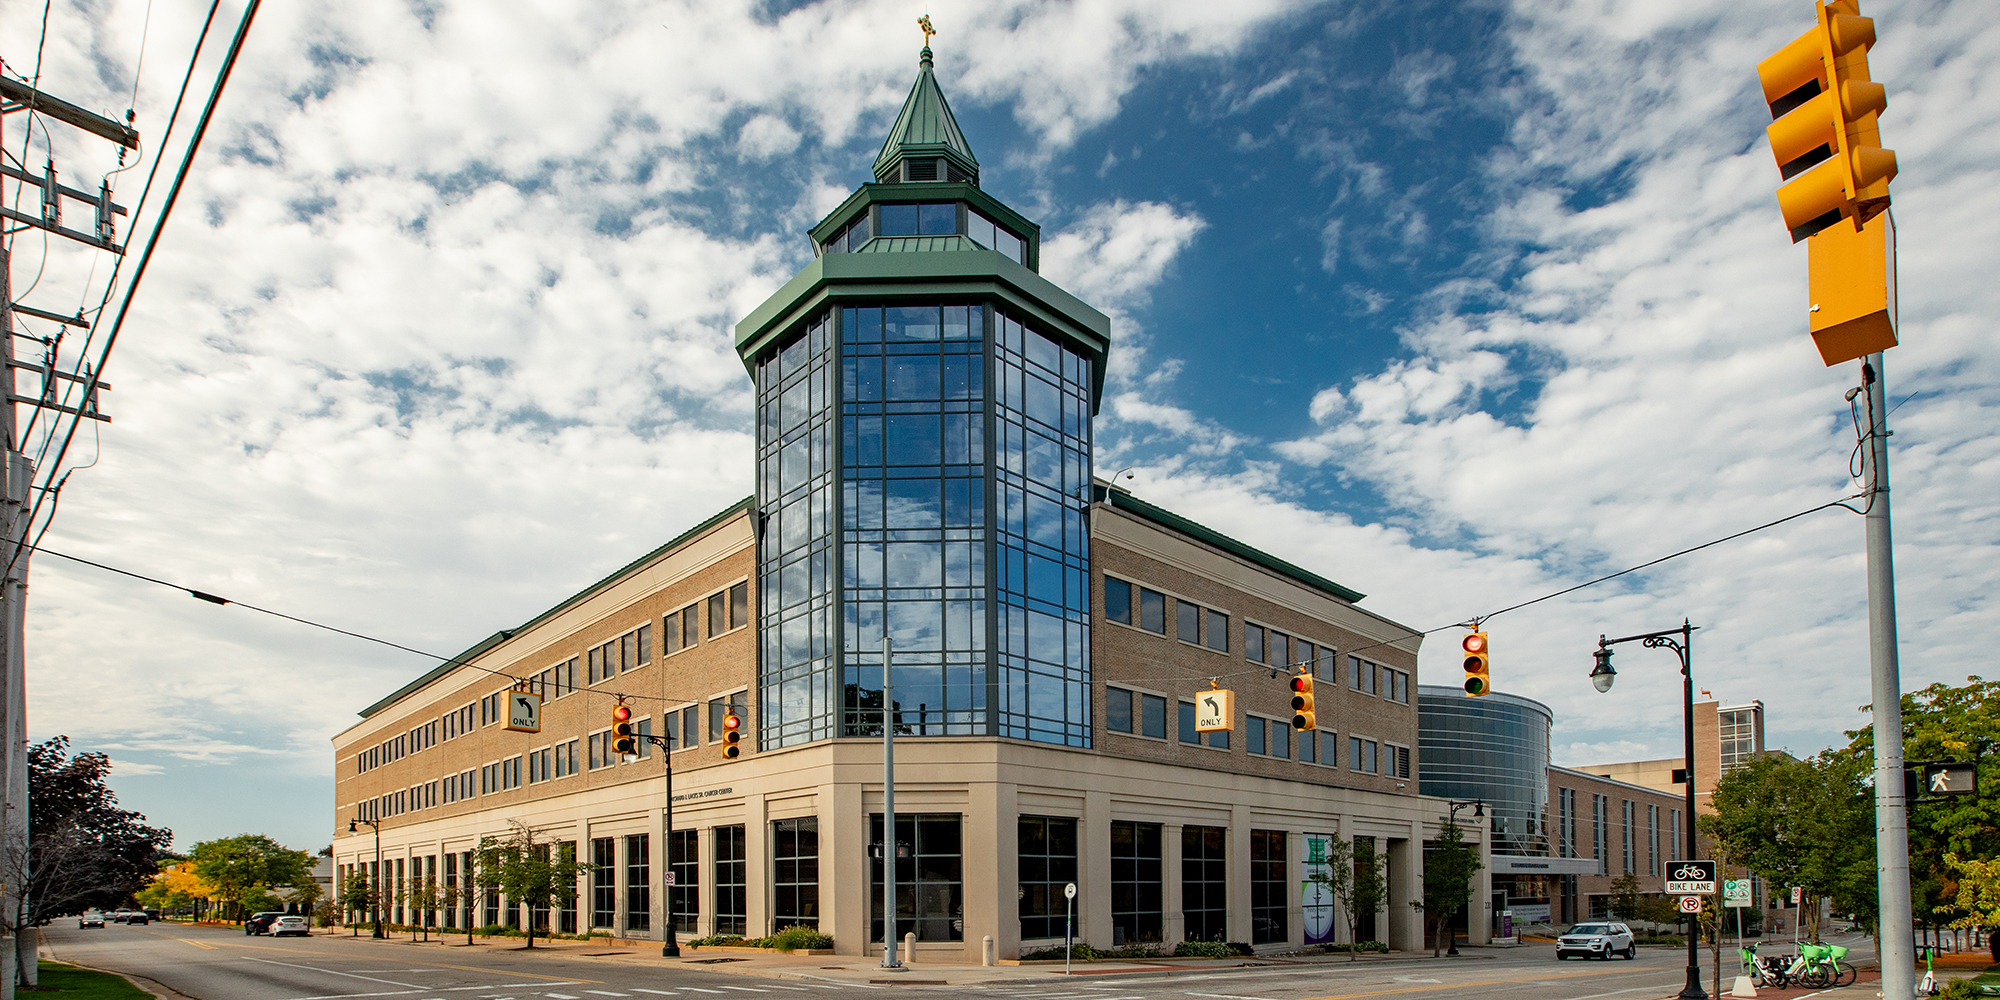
[1556,921,1636,960]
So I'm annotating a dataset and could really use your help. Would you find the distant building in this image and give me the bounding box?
[331,43,1471,960]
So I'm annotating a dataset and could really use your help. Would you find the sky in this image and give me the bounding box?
[2,0,1994,854]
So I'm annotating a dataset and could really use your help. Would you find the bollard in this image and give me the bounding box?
[903,932,917,965]
[983,935,995,966]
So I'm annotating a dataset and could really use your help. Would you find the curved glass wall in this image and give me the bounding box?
[1417,686,1551,857]
[756,303,1092,749]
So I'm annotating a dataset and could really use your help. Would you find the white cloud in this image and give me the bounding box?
[737,114,802,159]
[108,758,166,776]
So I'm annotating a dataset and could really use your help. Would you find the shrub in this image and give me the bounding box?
[1320,941,1389,954]
[1021,942,1101,961]
[1173,941,1238,958]
[688,934,748,947]
[762,925,834,951]
[1937,980,1983,1000]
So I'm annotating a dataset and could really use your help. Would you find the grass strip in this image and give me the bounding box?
[25,962,153,1000]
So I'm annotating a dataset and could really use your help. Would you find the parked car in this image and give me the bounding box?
[245,911,285,935]
[1556,921,1636,960]
[78,910,104,929]
[270,915,309,938]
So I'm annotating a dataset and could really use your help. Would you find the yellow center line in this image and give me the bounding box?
[178,939,219,951]
[1295,965,1683,1000]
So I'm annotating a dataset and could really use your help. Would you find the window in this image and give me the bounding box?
[588,732,611,770]
[590,837,615,928]
[967,208,1026,264]
[1351,736,1378,774]
[709,692,747,742]
[714,824,747,936]
[664,611,681,654]
[1105,578,1132,624]
[1179,701,1198,744]
[669,829,698,933]
[1246,624,1265,663]
[680,705,699,749]
[1111,821,1162,946]
[1593,794,1608,875]
[527,748,550,783]
[1182,826,1226,943]
[481,691,504,725]
[1177,601,1199,644]
[1315,646,1338,681]
[1648,804,1660,876]
[1107,688,1133,734]
[1390,743,1410,778]
[730,581,750,629]
[1302,729,1334,766]
[1671,809,1681,860]
[1270,632,1289,669]
[1559,788,1577,858]
[1205,609,1229,652]
[773,818,819,929]
[1018,816,1077,939]
[631,717,654,760]
[554,658,577,697]
[1138,587,1166,633]
[1622,800,1635,875]
[553,740,578,778]
[1250,829,1288,944]
[1139,692,1165,739]
[1247,716,1267,756]
[504,755,521,789]
[872,813,962,942]
[708,592,728,638]
[625,834,650,932]
[1272,718,1292,760]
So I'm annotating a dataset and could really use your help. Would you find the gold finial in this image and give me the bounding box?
[918,15,936,47]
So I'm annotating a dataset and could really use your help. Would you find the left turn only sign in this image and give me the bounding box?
[506,690,543,733]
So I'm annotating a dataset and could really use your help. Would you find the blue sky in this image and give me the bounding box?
[3,0,1995,854]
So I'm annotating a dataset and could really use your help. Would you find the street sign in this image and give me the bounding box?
[1679,895,1702,914]
[506,690,542,733]
[1666,860,1717,894]
[1791,886,1804,904]
[1724,879,1753,908]
[665,872,676,886]
[1195,689,1234,732]
[1064,882,1076,900]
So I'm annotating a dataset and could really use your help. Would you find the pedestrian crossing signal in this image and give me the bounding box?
[1463,632,1491,697]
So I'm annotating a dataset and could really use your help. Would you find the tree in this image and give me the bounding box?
[1702,749,1874,943]
[1634,893,1683,936]
[136,862,213,917]
[1608,873,1644,922]
[189,835,315,921]
[1347,838,1389,958]
[338,870,374,936]
[477,823,586,949]
[9,735,172,983]
[407,874,438,942]
[1942,854,2000,962]
[1417,819,1482,958]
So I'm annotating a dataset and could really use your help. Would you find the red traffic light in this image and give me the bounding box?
[1462,633,1487,654]
[722,713,742,759]
[613,704,632,722]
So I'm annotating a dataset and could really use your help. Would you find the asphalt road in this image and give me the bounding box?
[41,922,1872,1000]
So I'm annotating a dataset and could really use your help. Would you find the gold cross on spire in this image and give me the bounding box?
[917,15,936,47]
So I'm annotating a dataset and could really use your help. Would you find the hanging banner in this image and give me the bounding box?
[1302,832,1337,945]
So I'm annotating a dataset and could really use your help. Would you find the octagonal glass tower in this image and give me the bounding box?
[735,46,1110,751]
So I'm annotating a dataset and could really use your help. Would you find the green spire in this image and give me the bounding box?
[872,46,979,185]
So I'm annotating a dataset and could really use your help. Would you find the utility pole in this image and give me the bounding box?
[0,66,134,997]
[1860,352,1912,999]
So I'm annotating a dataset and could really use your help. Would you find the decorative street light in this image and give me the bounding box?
[1589,619,1705,1000]
[622,726,683,957]
[348,816,385,939]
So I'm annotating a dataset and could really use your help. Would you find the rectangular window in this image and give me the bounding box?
[681,705,699,749]
[713,824,747,936]
[1111,821,1163,947]
[1205,609,1229,652]
[1671,808,1681,861]
[669,829,698,933]
[664,611,681,654]
[709,698,726,741]
[635,624,652,666]
[1270,632,1289,669]
[1138,587,1166,633]
[587,646,604,685]
[1623,800,1636,875]
[1250,829,1288,944]
[1105,578,1132,625]
[1593,794,1608,875]
[1247,716,1267,756]
[730,581,750,629]
[527,748,549,783]
[1018,816,1077,939]
[1140,693,1166,739]
[708,592,728,638]
[625,834,651,932]
[554,740,577,778]
[1648,804,1660,876]
[1207,722,1229,750]
[1392,744,1410,778]
[590,837,615,928]
[1179,701,1198,744]
[1559,788,1576,858]
[588,733,609,770]
[1273,719,1291,760]
[1177,601,1199,644]
[1351,737,1379,774]
[679,604,699,648]
[1106,688,1133,734]
[635,717,654,759]
[773,817,820,929]
[1246,624,1265,663]
[871,813,963,942]
[1182,825,1226,943]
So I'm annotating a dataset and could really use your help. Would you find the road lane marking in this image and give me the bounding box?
[271,984,591,1000]
[546,995,581,999]
[179,939,220,950]
[584,993,631,997]
[719,990,771,994]
[759,988,811,992]
[1563,989,1659,1000]
[684,991,726,995]
[246,959,425,988]
[1188,993,1280,1000]
[1292,967,1688,1000]
[631,992,680,996]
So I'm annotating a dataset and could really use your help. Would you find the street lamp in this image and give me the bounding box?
[1441,800,1484,956]
[1589,619,1704,1000]
[348,816,385,939]
[624,726,682,957]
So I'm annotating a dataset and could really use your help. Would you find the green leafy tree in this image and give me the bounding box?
[14,737,173,933]
[338,870,374,935]
[1702,749,1874,944]
[407,874,439,941]
[477,823,586,949]
[1608,873,1644,922]
[1634,893,1682,936]
[1304,836,1385,960]
[1416,819,1482,958]
[189,835,315,921]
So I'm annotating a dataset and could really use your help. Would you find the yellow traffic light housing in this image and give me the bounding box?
[611,703,636,755]
[1290,670,1316,731]
[1462,632,1491,697]
[1757,0,1896,242]
[722,713,742,759]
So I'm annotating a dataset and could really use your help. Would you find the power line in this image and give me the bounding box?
[25,489,1869,705]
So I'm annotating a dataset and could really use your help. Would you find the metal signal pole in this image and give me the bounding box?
[1859,353,1912,1000]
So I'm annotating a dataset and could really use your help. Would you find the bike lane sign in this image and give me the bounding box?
[1666,860,1717,894]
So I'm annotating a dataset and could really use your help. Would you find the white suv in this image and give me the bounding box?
[1556,921,1636,960]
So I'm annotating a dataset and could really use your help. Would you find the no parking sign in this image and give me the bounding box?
[1678,896,1702,914]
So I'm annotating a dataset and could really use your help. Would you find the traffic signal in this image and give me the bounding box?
[1290,670,1316,731]
[611,703,635,755]
[1757,0,1896,243]
[1462,632,1491,697]
[722,713,742,759]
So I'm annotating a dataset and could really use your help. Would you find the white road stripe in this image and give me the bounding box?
[631,992,680,996]
[584,993,631,997]
[719,990,771,994]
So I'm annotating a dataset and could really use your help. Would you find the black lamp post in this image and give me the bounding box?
[1441,800,1484,955]
[348,816,385,939]
[625,728,681,957]
[1590,619,1705,1000]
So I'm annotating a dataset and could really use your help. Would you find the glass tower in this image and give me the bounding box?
[737,46,1110,751]
[1416,685,1553,857]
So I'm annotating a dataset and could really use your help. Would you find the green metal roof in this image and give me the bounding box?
[873,47,978,183]
[356,497,755,719]
[1103,489,1368,604]
[853,235,980,254]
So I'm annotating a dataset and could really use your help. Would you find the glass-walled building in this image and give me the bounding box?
[1417,685,1552,857]
[332,42,1455,963]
